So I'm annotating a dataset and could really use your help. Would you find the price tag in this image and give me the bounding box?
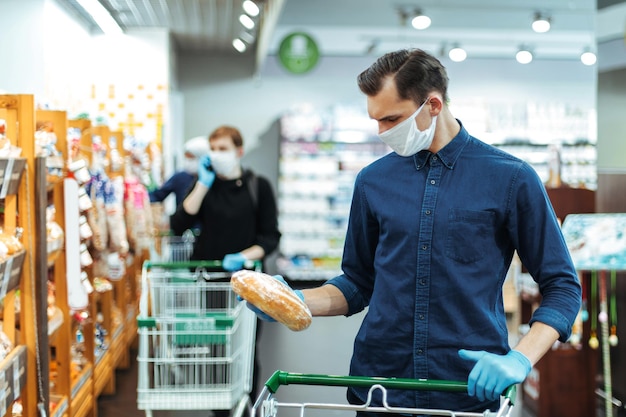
[0,257,12,300]
[13,360,20,396]
[0,158,14,199]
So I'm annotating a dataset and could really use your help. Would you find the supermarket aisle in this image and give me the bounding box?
[97,349,144,417]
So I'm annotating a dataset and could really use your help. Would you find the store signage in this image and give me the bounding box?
[278,32,320,74]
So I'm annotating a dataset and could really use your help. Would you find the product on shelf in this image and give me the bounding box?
[0,328,14,360]
[46,205,65,267]
[0,119,22,158]
[0,230,24,255]
[35,122,65,183]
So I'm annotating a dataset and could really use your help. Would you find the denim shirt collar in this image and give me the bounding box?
[414,120,469,171]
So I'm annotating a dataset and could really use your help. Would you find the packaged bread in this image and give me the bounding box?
[0,232,23,254]
[231,270,312,331]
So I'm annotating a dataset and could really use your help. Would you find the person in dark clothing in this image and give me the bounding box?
[170,126,281,269]
[149,136,209,207]
[169,125,281,413]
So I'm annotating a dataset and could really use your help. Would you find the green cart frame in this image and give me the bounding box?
[253,370,516,417]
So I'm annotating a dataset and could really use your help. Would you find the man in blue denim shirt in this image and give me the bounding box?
[249,49,581,413]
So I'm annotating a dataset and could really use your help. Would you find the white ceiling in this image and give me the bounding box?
[54,0,598,70]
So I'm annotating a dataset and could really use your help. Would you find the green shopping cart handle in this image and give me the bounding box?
[143,259,262,270]
[264,370,516,405]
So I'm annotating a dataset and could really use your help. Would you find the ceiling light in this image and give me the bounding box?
[239,14,255,30]
[516,47,533,64]
[411,10,431,30]
[580,49,597,66]
[76,0,123,35]
[448,45,467,62]
[232,38,247,53]
[531,12,551,33]
[243,0,260,17]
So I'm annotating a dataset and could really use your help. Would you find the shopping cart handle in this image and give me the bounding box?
[143,259,262,270]
[264,370,516,405]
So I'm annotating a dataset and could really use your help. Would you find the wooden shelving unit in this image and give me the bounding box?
[0,94,38,417]
[0,96,146,417]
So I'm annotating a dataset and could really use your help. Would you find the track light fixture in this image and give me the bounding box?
[448,44,467,62]
[232,38,246,53]
[233,0,261,53]
[411,9,431,30]
[239,14,255,30]
[516,46,533,64]
[532,12,551,33]
[242,0,260,17]
[580,48,597,66]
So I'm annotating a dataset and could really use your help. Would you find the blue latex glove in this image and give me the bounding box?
[458,349,531,402]
[197,155,215,188]
[243,275,305,322]
[222,252,247,271]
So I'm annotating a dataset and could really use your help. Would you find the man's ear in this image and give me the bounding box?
[237,147,245,158]
[428,95,444,115]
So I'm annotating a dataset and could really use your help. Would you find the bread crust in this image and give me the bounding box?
[231,270,312,331]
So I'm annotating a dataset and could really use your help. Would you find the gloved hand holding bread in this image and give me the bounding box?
[230,270,312,331]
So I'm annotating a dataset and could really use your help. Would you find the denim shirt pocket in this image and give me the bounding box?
[446,208,496,263]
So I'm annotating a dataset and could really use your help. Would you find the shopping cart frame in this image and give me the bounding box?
[253,370,516,417]
[137,260,261,417]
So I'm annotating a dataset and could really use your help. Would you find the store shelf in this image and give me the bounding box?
[1,94,38,417]
[493,141,597,190]
[48,307,65,337]
[93,348,112,397]
[0,250,26,298]
[0,345,27,417]
[277,125,389,280]
[50,395,69,417]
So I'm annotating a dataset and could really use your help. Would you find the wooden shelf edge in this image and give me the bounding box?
[70,392,94,417]
[70,363,92,399]
[50,395,69,417]
[47,306,65,336]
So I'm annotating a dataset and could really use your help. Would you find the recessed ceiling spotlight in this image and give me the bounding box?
[411,9,431,30]
[232,38,247,53]
[448,45,467,62]
[580,49,597,66]
[239,14,255,30]
[516,47,533,64]
[242,0,260,17]
[532,12,551,33]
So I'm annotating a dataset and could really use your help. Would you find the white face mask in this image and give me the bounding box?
[209,150,240,178]
[378,100,437,157]
[182,157,198,174]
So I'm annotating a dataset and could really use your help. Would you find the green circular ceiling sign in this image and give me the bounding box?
[278,32,320,74]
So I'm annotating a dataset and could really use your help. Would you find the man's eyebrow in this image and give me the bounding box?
[374,113,400,122]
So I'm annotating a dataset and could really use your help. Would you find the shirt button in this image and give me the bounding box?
[433,156,438,161]
[430,180,435,185]
[419,279,426,285]
[417,349,423,355]
[419,314,425,320]
[422,245,428,250]
[425,210,431,215]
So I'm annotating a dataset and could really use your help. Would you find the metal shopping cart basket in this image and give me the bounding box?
[137,260,260,417]
[253,371,516,417]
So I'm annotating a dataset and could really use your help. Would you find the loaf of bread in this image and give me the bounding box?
[231,270,312,331]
